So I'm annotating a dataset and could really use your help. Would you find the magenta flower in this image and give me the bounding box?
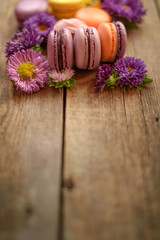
[5,28,43,58]
[114,57,148,88]
[24,12,57,42]
[95,57,153,91]
[7,49,49,94]
[102,0,146,24]
[95,64,112,91]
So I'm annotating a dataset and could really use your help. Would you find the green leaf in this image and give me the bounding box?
[32,44,43,53]
[135,85,143,90]
[119,18,139,31]
[143,75,153,84]
[49,77,76,91]
[104,71,123,90]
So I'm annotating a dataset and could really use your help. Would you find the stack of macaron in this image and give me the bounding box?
[15,0,127,70]
[48,18,127,70]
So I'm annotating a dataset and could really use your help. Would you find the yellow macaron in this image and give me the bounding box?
[49,0,85,20]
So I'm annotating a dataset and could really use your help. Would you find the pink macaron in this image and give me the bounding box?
[15,0,49,25]
[74,27,101,70]
[47,28,73,70]
[54,18,88,35]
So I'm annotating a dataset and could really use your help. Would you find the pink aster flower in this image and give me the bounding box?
[7,49,49,94]
[49,68,75,82]
[49,68,76,92]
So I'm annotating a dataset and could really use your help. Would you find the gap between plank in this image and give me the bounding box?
[58,88,66,240]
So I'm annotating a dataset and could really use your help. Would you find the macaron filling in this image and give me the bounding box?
[53,31,59,70]
[55,30,68,70]
[83,28,89,69]
[113,21,127,59]
[114,23,122,59]
[61,29,68,69]
[83,28,96,69]
[109,23,117,62]
[88,28,95,69]
[57,32,63,70]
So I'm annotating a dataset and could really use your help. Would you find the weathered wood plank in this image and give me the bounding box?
[156,0,160,19]
[0,1,63,240]
[63,0,160,239]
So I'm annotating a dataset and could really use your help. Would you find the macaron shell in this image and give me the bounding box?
[75,7,111,28]
[98,23,117,62]
[61,28,73,68]
[114,21,127,59]
[54,18,87,34]
[47,29,73,70]
[49,0,84,20]
[74,27,101,69]
[47,30,59,70]
[15,0,48,22]
[88,27,101,69]
[74,28,89,69]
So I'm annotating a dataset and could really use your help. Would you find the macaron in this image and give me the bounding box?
[15,0,49,25]
[98,21,127,62]
[49,0,85,20]
[54,18,88,35]
[74,27,101,70]
[75,7,111,28]
[47,28,73,70]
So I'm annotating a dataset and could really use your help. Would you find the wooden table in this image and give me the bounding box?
[0,0,160,239]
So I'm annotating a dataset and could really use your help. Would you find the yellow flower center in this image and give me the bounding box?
[38,24,48,32]
[128,67,134,73]
[122,5,131,12]
[18,63,36,81]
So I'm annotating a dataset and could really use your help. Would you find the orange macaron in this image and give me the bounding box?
[98,21,127,62]
[98,22,117,62]
[75,7,111,28]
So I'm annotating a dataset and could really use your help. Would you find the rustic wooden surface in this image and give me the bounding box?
[0,0,160,240]
[0,1,63,240]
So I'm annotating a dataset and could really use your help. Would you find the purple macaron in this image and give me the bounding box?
[47,28,73,70]
[113,21,127,59]
[74,27,101,70]
[15,0,48,25]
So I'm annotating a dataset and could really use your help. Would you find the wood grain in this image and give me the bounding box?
[156,0,160,19]
[0,1,63,240]
[62,0,160,240]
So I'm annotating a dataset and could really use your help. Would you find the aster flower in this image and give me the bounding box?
[5,28,43,58]
[102,0,146,28]
[114,57,152,89]
[95,57,153,91]
[95,64,123,91]
[7,49,49,94]
[24,12,57,42]
[95,64,112,91]
[49,69,76,92]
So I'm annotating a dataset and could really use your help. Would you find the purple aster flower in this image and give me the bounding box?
[102,0,146,23]
[24,12,57,42]
[5,28,43,58]
[95,64,112,91]
[7,49,49,94]
[114,57,148,88]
